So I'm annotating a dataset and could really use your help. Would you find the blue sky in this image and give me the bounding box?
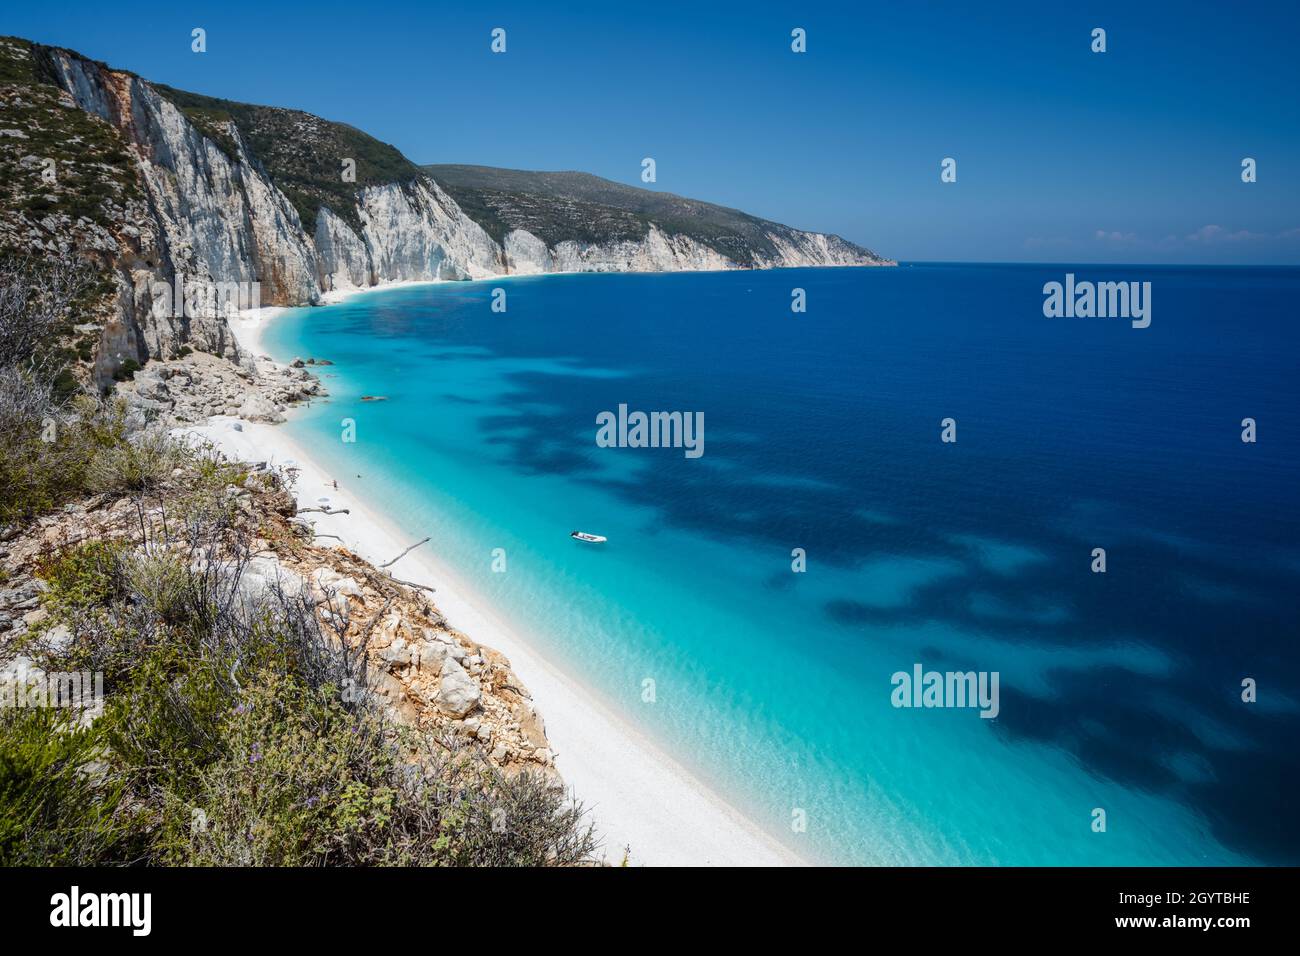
[7,0,1298,263]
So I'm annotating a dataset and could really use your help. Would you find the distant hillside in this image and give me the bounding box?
[423,165,889,268]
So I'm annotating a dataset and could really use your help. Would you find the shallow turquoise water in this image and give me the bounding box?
[260,264,1300,865]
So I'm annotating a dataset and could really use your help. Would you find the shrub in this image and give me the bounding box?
[36,539,125,610]
[103,645,233,796]
[111,358,140,381]
[84,426,182,495]
[154,672,597,866]
[17,552,599,866]
[156,673,396,865]
[119,549,192,626]
[51,367,79,401]
[0,707,133,866]
[0,252,94,371]
[0,369,111,524]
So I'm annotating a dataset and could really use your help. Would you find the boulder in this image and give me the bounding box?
[416,639,450,672]
[516,701,548,750]
[379,637,409,669]
[434,656,480,717]
[237,393,285,423]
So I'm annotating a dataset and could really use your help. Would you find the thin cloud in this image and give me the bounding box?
[1094,230,1138,243]
[1186,224,1278,243]
[1025,226,1300,255]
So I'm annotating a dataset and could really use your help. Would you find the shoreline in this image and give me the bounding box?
[235,264,896,355]
[212,283,806,866]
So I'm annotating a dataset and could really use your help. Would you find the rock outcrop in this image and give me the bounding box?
[117,349,322,428]
[0,462,561,777]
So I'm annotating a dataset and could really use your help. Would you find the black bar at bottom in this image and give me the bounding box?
[0,865,1288,940]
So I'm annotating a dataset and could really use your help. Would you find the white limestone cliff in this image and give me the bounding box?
[502,229,553,274]
[351,178,503,282]
[41,45,889,373]
[551,225,736,273]
[44,50,318,374]
[314,207,371,291]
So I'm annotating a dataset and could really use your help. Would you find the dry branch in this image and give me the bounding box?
[380,536,430,568]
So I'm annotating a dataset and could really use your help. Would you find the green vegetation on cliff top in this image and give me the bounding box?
[423,164,882,266]
[151,84,419,236]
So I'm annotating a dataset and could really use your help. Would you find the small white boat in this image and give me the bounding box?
[570,531,607,543]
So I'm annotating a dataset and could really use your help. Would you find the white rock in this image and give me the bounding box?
[237,394,285,424]
[434,656,480,717]
[417,641,449,672]
[379,637,409,669]
[45,623,74,654]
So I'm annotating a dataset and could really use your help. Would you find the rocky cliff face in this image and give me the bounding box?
[498,223,870,275]
[46,50,320,309]
[313,207,371,291]
[349,178,503,283]
[9,39,892,379]
[547,225,736,274]
[40,48,317,380]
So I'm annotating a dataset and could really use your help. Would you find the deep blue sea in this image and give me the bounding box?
[261,263,1300,865]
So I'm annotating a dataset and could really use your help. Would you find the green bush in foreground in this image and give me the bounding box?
[0,370,129,526]
[35,539,125,610]
[0,707,135,866]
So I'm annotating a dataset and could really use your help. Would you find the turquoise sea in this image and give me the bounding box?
[262,263,1300,865]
